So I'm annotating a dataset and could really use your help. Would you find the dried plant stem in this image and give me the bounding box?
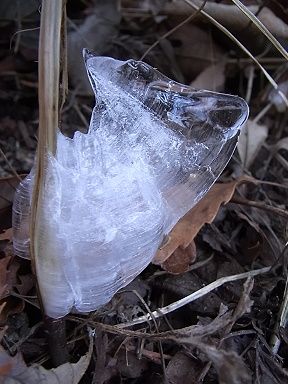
[230,196,288,219]
[30,0,68,366]
[117,266,270,328]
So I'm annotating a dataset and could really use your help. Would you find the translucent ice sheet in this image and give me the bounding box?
[12,50,248,318]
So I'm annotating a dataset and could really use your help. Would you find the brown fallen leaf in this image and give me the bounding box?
[0,251,34,323]
[0,341,92,384]
[168,23,224,83]
[166,351,202,384]
[0,229,12,242]
[153,177,254,267]
[0,175,25,232]
[201,345,251,384]
[161,241,197,274]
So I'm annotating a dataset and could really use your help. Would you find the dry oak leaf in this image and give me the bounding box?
[153,177,254,267]
[0,229,12,242]
[0,342,92,384]
[161,241,197,275]
[0,175,25,232]
[0,254,34,324]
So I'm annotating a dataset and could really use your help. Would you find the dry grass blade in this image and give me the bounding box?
[230,0,288,62]
[117,266,270,328]
[183,0,288,108]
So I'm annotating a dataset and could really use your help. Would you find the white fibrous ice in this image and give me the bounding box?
[12,50,249,318]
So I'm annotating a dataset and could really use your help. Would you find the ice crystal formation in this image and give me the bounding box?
[13,50,248,318]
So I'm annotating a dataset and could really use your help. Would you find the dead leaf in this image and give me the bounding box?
[0,257,21,299]
[257,345,288,384]
[0,0,38,21]
[0,175,25,232]
[161,241,196,274]
[0,229,12,242]
[116,348,148,379]
[166,351,201,384]
[0,342,92,384]
[168,24,224,82]
[153,177,254,266]
[202,345,251,384]
[0,253,34,323]
[190,62,226,92]
[237,119,268,168]
[0,257,23,324]
[68,1,121,94]
[15,273,34,297]
[0,257,13,299]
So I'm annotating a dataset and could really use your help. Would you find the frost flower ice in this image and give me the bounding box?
[12,50,248,318]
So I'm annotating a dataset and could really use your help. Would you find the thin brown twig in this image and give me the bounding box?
[69,308,235,341]
[255,179,288,190]
[230,196,288,219]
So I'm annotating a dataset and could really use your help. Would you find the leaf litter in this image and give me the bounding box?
[0,0,288,383]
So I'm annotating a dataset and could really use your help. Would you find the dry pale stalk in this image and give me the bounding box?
[30,0,68,366]
[31,1,63,272]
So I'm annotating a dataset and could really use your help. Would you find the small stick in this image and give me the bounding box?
[230,196,288,219]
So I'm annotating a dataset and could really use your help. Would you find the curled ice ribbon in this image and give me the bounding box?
[12,50,248,318]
